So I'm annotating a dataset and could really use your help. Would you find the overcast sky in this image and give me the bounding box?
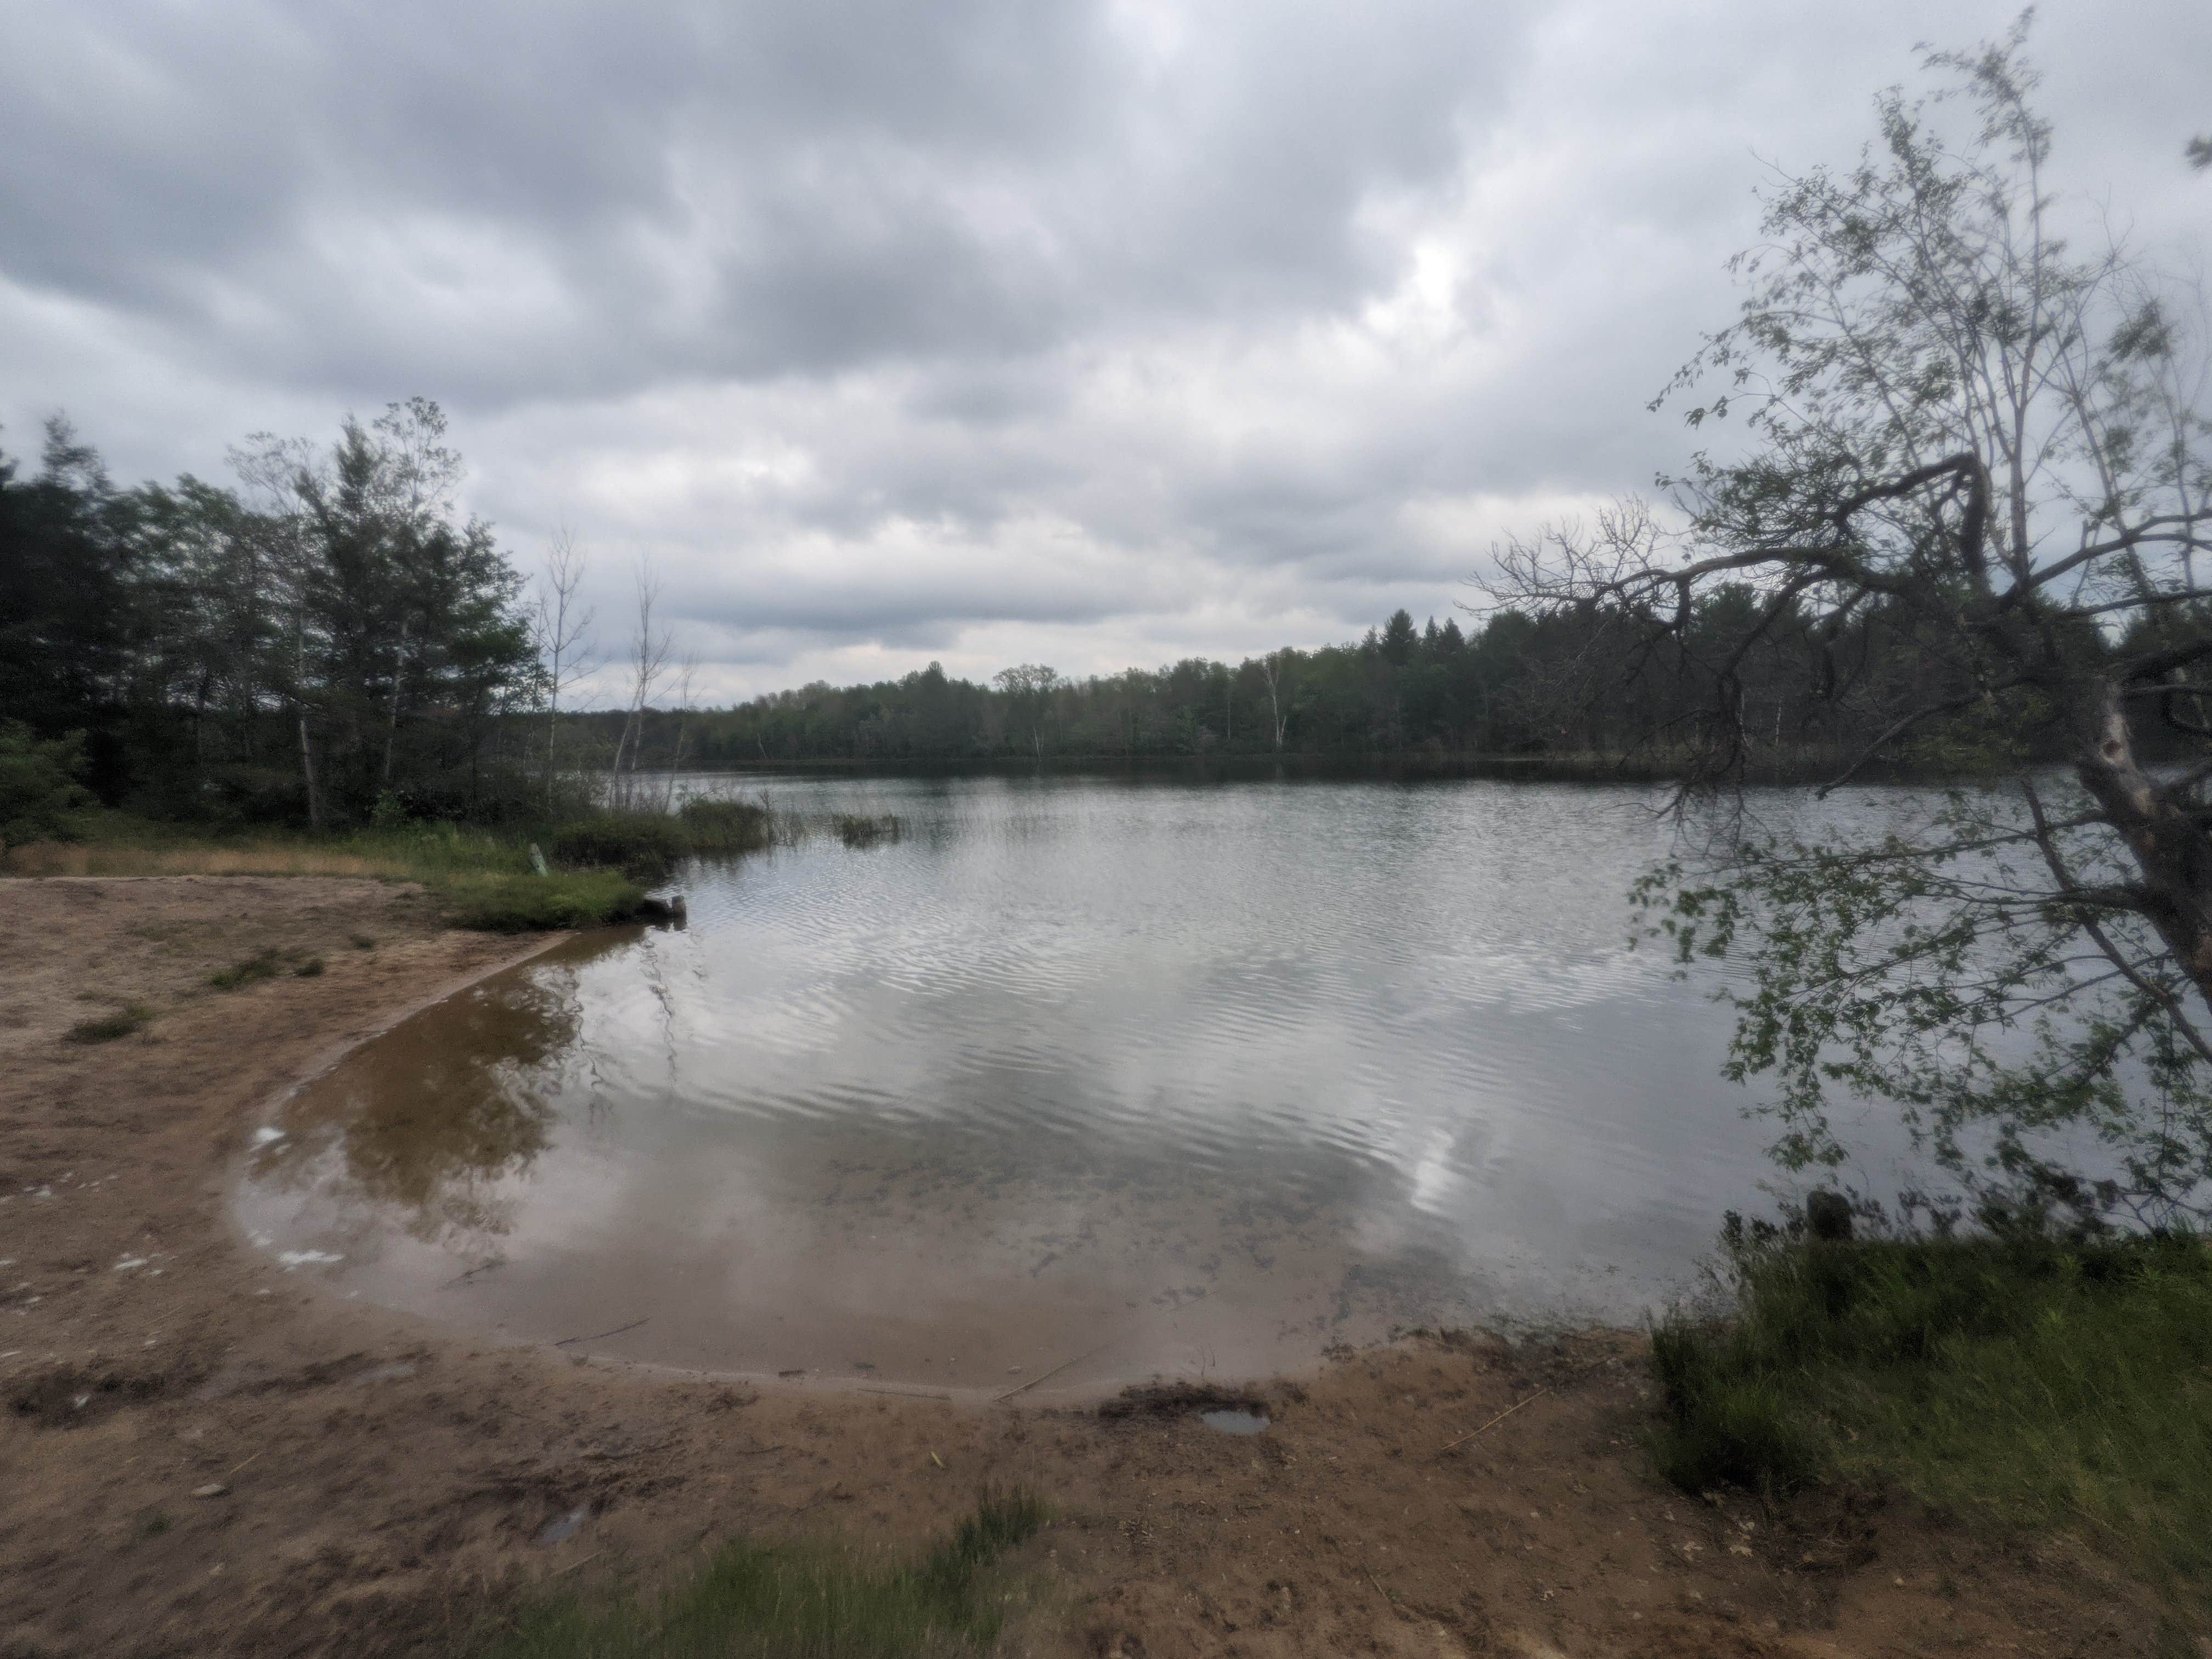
[4,2,2207,705]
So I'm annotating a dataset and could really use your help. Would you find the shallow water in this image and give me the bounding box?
[1200,1408,1271,1436]
[238,775,1937,1395]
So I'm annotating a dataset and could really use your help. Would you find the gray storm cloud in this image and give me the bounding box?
[3,0,2207,702]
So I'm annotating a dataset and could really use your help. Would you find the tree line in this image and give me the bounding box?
[573,579,2121,777]
[0,398,2160,831]
[2,398,2142,834]
[2,399,538,827]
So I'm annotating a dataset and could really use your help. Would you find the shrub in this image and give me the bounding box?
[0,723,95,850]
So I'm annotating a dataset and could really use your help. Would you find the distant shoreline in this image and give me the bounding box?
[651,747,1976,788]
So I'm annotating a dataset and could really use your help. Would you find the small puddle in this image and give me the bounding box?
[1199,1407,1271,1436]
[539,1506,591,1546]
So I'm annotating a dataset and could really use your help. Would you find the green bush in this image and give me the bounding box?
[0,723,95,849]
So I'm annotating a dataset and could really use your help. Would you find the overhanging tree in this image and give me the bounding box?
[1483,25,2212,1217]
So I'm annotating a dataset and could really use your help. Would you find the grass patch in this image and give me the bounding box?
[1,808,789,933]
[294,956,325,977]
[208,950,285,990]
[1650,1223,2212,1608]
[65,1003,154,1044]
[477,1488,1047,1659]
[433,871,652,933]
[6,816,656,933]
[4,839,400,878]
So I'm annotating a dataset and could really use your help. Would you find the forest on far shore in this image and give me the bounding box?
[2,398,2138,832]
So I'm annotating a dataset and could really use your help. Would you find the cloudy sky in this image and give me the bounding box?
[4,2,2206,704]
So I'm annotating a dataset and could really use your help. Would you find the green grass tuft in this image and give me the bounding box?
[475,1488,1047,1659]
[432,871,652,933]
[1650,1228,2212,1607]
[65,1003,154,1044]
[208,950,285,990]
[294,956,325,977]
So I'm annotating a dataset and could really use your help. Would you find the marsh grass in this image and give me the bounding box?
[476,1489,1048,1659]
[1650,1227,2212,1607]
[65,1003,154,1044]
[678,797,786,855]
[832,813,901,849]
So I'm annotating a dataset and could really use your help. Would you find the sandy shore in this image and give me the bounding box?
[0,876,2157,1657]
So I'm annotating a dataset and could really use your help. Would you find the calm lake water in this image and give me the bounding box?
[237,775,1936,1396]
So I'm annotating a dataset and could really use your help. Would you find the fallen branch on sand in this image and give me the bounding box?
[552,1318,648,1347]
[994,1338,1118,1402]
[1436,1387,1549,1457]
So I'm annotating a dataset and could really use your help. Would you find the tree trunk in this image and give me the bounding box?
[2074,675,2212,1007]
[381,617,409,788]
[544,689,561,810]
[295,608,323,830]
[297,706,322,831]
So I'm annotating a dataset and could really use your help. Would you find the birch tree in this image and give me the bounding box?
[610,562,671,809]
[1486,26,2212,1218]
[533,525,596,808]
[1256,650,1296,752]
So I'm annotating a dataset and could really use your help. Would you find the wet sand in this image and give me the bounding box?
[0,876,2166,1656]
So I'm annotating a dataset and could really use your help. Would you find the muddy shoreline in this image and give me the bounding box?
[0,877,2158,1656]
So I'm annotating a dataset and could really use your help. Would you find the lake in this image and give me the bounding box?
[236,775,1935,1397]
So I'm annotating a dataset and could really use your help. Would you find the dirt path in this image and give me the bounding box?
[0,877,2162,1657]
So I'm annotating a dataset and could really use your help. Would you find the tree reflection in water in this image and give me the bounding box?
[253,936,616,1248]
